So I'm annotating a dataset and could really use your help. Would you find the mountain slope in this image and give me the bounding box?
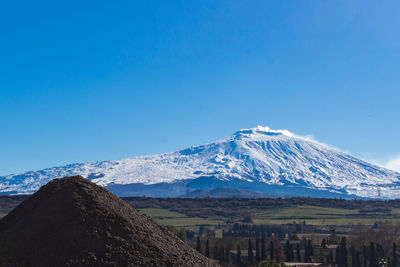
[1,126,399,198]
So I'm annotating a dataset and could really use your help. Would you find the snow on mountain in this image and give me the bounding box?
[1,126,399,198]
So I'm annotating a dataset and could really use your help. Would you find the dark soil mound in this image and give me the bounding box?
[0,176,217,266]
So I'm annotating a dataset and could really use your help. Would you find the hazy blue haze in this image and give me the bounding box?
[1,1,399,175]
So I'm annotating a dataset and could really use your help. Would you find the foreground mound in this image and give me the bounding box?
[0,176,217,266]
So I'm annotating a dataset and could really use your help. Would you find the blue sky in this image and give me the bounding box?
[1,0,400,175]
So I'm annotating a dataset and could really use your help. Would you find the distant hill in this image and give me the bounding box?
[1,126,399,198]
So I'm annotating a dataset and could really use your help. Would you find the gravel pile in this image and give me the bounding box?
[0,176,217,266]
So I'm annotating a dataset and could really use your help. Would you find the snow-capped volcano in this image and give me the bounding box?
[1,126,399,198]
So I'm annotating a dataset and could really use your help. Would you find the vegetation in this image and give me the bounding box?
[1,195,400,266]
[125,197,400,227]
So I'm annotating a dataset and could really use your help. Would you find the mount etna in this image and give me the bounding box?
[1,126,399,199]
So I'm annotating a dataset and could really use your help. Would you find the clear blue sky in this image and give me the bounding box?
[1,0,400,175]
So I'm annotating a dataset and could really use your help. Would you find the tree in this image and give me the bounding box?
[305,240,313,263]
[291,234,300,241]
[177,228,186,242]
[393,243,398,267]
[285,240,291,262]
[226,246,230,264]
[328,250,334,264]
[270,240,274,261]
[205,240,210,258]
[328,227,340,244]
[308,240,314,259]
[370,242,377,267]
[363,246,367,267]
[304,241,308,262]
[355,251,361,267]
[290,244,294,263]
[237,244,241,265]
[256,238,261,263]
[199,225,206,237]
[376,243,384,261]
[322,239,327,249]
[375,221,400,254]
[339,237,348,267]
[261,235,266,260]
[196,236,201,253]
[213,242,219,260]
[199,226,216,239]
[297,243,301,262]
[248,239,254,264]
[336,246,341,266]
[349,224,374,252]
[219,245,225,263]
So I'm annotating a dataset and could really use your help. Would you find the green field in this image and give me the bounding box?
[139,204,400,230]
[135,204,400,234]
[139,208,223,230]
[251,205,399,226]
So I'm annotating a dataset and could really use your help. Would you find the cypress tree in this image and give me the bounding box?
[256,238,260,263]
[290,244,294,262]
[205,240,210,258]
[305,240,310,263]
[196,236,201,253]
[308,240,314,259]
[220,245,225,263]
[336,237,344,267]
[213,242,219,260]
[329,250,334,264]
[322,239,327,249]
[226,246,230,264]
[261,235,266,260]
[355,251,361,267]
[351,245,356,267]
[339,237,348,267]
[336,246,341,266]
[297,243,301,262]
[376,243,384,261]
[177,228,186,242]
[285,240,291,262]
[237,244,241,265]
[248,239,254,264]
[370,242,376,267]
[393,243,398,267]
[270,240,274,261]
[363,246,367,267]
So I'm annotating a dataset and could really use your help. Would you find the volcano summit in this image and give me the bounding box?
[1,126,399,198]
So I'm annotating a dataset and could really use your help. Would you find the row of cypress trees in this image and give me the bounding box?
[196,235,399,267]
[196,236,293,264]
[327,237,398,267]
